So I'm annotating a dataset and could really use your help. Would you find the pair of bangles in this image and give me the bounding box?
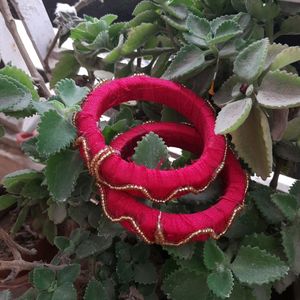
[74,75,248,246]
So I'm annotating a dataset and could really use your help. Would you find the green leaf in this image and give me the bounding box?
[57,264,80,285]
[116,260,134,283]
[271,193,298,221]
[251,189,284,224]
[151,52,171,77]
[242,233,282,257]
[283,117,300,141]
[257,70,300,108]
[130,242,150,263]
[121,23,158,55]
[264,43,288,70]
[231,0,247,11]
[97,216,123,239]
[225,198,267,239]
[100,14,118,25]
[186,14,210,38]
[126,10,158,28]
[0,74,31,111]
[75,235,112,259]
[233,38,269,82]
[54,236,74,252]
[37,291,53,300]
[213,75,241,106]
[270,47,300,71]
[231,105,272,179]
[229,283,256,300]
[207,269,234,299]
[21,137,47,163]
[279,15,300,36]
[21,178,48,199]
[55,79,89,107]
[275,140,300,163]
[161,106,186,123]
[3,169,40,193]
[0,290,11,300]
[281,223,300,274]
[0,195,17,211]
[48,202,67,224]
[162,3,187,20]
[183,32,207,47]
[43,220,57,244]
[50,51,80,88]
[245,0,279,22]
[209,20,242,45]
[231,246,289,284]
[163,269,209,300]
[0,65,38,99]
[133,1,157,16]
[203,239,225,271]
[163,45,206,80]
[164,243,196,260]
[32,267,56,290]
[45,149,83,201]
[134,262,157,284]
[37,110,76,156]
[84,280,108,300]
[52,283,77,300]
[11,206,29,234]
[68,205,89,227]
[215,98,252,134]
[210,16,232,34]
[290,181,300,198]
[132,132,169,169]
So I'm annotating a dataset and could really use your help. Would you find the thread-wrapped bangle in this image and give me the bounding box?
[99,122,248,245]
[76,76,226,201]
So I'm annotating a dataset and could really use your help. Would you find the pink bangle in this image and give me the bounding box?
[76,76,226,202]
[99,122,248,245]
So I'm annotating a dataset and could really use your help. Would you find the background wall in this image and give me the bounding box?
[42,0,141,22]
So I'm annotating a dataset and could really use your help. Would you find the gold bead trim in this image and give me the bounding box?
[94,78,110,89]
[72,112,78,126]
[98,183,152,244]
[154,212,165,245]
[97,173,249,246]
[76,136,228,203]
[90,146,116,176]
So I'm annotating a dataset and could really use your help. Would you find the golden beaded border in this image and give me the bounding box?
[76,136,228,203]
[98,173,249,246]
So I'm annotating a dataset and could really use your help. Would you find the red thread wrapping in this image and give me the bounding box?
[76,76,226,200]
[101,123,247,244]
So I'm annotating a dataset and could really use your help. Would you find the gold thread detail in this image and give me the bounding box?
[98,173,249,246]
[76,136,228,203]
[154,212,165,245]
[94,78,110,89]
[72,112,78,126]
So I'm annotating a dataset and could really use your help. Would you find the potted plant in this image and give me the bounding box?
[1,0,300,299]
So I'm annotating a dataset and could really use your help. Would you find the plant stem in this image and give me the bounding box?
[0,227,66,282]
[165,22,179,50]
[44,26,61,74]
[127,47,175,58]
[265,20,274,43]
[74,0,99,12]
[270,157,283,189]
[0,0,51,97]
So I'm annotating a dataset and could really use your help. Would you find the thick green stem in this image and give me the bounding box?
[127,47,175,58]
[265,20,274,43]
